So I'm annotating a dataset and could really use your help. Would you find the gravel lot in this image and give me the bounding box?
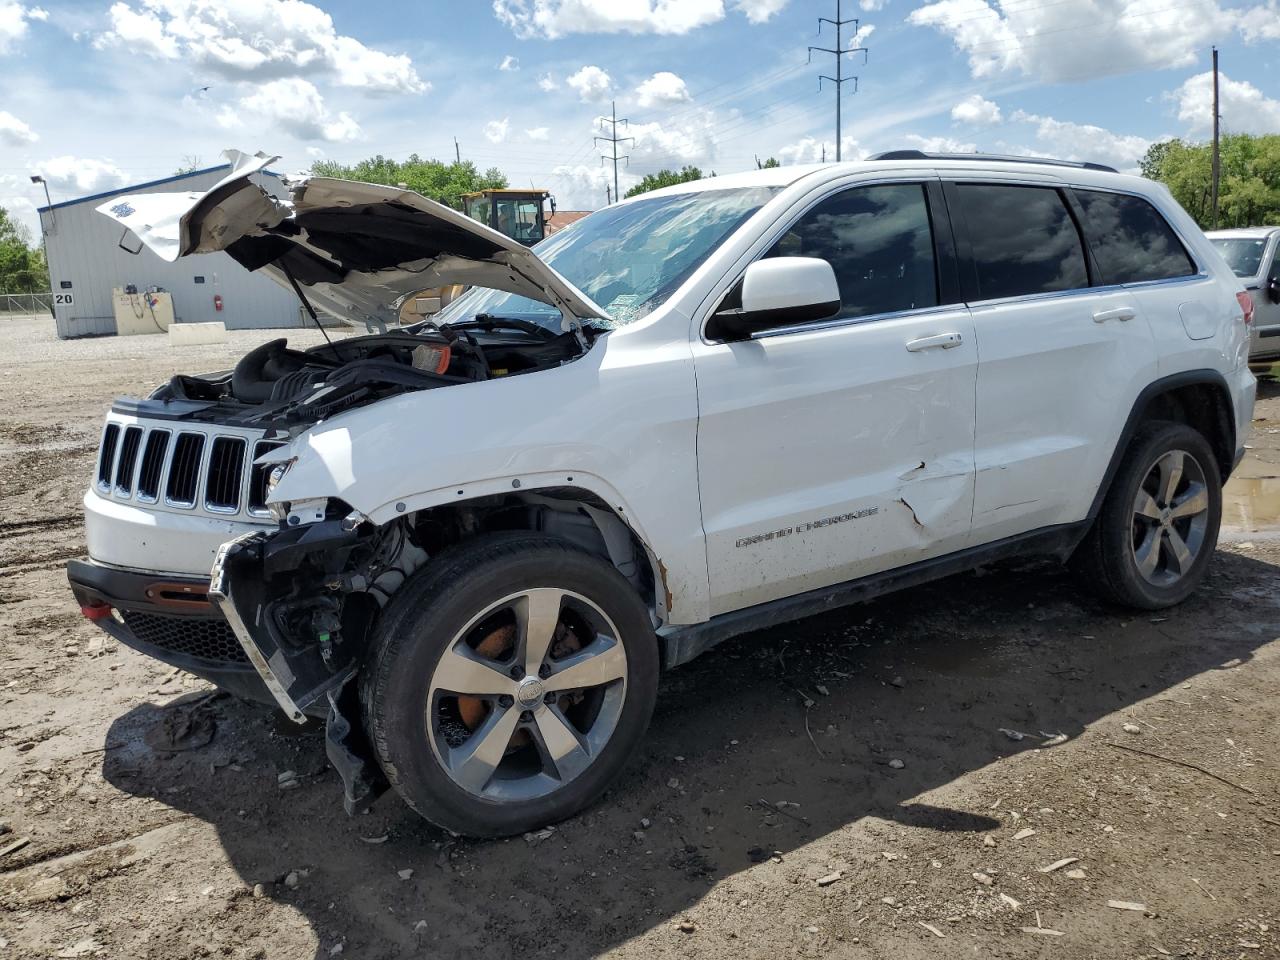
[1,314,1278,959]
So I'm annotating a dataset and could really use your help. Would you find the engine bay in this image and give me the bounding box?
[145,322,593,427]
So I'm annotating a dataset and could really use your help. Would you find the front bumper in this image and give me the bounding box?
[66,557,295,712]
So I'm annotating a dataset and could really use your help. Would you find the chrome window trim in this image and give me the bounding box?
[965,271,1213,311]
[747,302,966,341]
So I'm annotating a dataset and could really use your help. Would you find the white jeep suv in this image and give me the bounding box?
[68,149,1256,837]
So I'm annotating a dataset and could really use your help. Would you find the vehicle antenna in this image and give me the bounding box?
[808,0,869,161]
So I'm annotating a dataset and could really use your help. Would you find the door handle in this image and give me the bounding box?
[1092,306,1136,323]
[905,332,963,352]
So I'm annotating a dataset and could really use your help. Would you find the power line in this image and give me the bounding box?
[808,0,869,162]
[595,100,634,204]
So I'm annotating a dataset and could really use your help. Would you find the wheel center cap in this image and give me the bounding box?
[516,676,545,706]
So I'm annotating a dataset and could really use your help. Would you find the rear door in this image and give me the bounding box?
[693,178,978,616]
[945,179,1159,543]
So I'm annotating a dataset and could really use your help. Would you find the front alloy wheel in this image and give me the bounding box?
[428,588,628,801]
[362,534,658,837]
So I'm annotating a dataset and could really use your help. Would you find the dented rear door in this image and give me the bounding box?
[693,178,977,617]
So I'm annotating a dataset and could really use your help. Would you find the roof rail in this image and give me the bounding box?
[867,150,1118,174]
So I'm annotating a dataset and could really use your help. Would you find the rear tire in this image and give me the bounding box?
[1072,420,1221,610]
[361,533,659,837]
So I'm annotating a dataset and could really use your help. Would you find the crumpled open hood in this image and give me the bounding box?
[97,149,608,331]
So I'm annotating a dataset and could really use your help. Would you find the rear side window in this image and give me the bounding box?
[767,182,939,320]
[1075,190,1196,284]
[953,184,1088,300]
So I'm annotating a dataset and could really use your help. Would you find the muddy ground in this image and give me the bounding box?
[0,313,1277,960]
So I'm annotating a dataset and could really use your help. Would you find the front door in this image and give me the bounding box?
[692,180,978,617]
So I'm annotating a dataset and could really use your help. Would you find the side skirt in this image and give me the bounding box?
[660,521,1090,669]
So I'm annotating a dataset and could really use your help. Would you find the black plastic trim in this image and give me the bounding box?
[662,521,1089,669]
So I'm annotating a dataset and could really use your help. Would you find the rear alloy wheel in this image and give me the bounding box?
[1073,420,1222,610]
[362,534,658,837]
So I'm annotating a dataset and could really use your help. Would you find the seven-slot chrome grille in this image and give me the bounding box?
[95,417,284,521]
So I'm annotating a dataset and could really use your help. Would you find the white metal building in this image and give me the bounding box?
[39,163,304,339]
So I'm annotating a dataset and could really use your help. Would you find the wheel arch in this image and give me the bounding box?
[401,484,670,628]
[1089,369,1237,520]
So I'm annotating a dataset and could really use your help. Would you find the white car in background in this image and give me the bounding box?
[1208,226,1280,360]
[69,150,1255,837]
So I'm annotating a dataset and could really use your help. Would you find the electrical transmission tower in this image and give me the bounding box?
[595,101,633,204]
[808,0,869,162]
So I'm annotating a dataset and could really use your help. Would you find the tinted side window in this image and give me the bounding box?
[1075,190,1195,284]
[768,183,938,320]
[953,184,1088,300]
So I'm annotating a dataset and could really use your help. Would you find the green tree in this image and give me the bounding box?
[310,154,508,209]
[1140,134,1280,229]
[756,156,781,169]
[624,165,712,198]
[0,207,48,294]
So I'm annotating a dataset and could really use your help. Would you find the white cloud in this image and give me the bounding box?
[0,2,48,53]
[566,64,612,101]
[94,0,426,94]
[526,126,550,141]
[1011,110,1150,172]
[1239,1,1280,40]
[903,133,977,153]
[735,0,788,23]
[951,93,1001,125]
[908,0,1237,83]
[499,54,519,71]
[549,162,621,207]
[628,113,718,166]
[1170,70,1280,135]
[484,117,511,143]
[537,72,558,91]
[494,0,725,38]
[850,22,874,48]
[777,135,864,164]
[0,109,37,145]
[859,0,887,9]
[29,156,128,197]
[238,78,362,142]
[635,71,690,108]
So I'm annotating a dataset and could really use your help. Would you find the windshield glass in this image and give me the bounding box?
[435,185,778,329]
[1211,237,1269,278]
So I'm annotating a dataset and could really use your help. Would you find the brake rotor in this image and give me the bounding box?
[456,616,586,746]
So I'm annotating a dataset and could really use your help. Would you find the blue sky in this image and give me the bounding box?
[1,0,1278,235]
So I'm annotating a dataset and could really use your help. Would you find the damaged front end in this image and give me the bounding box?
[209,511,425,812]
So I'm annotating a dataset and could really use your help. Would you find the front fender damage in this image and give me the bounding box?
[209,520,404,813]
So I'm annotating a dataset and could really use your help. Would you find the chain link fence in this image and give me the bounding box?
[0,292,53,315]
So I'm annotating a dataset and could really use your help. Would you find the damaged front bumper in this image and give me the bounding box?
[209,521,389,812]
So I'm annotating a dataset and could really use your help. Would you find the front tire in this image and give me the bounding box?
[361,533,659,837]
[1073,420,1222,610]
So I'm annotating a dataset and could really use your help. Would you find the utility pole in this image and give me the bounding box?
[605,184,612,205]
[809,0,868,162]
[595,100,633,204]
[454,137,461,164]
[1211,46,1220,229]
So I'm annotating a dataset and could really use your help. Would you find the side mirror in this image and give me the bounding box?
[706,257,841,342]
[1268,278,1280,305]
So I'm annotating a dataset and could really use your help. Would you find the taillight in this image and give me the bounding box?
[1237,290,1255,326]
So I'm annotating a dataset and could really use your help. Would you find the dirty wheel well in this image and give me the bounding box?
[1139,381,1235,479]
[407,487,659,615]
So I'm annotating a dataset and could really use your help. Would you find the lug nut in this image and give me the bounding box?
[509,665,524,680]
[544,692,557,704]
[498,695,514,708]
[520,710,534,723]
[538,664,551,679]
